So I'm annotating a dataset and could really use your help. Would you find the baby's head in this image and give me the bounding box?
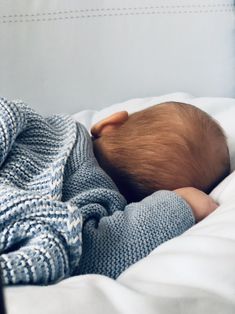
[92,102,230,202]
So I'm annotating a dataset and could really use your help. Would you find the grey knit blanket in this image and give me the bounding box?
[0,98,195,285]
[0,98,87,284]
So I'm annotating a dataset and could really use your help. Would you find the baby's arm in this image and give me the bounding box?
[77,190,196,279]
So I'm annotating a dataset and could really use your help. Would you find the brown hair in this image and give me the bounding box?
[93,102,230,202]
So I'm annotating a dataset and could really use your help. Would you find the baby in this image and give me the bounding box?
[77,102,230,276]
[0,100,230,285]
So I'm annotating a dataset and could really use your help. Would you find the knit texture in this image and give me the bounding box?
[0,97,195,285]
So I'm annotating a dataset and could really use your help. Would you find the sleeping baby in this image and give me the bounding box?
[0,100,230,285]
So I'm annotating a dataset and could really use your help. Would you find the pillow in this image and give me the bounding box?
[210,170,235,204]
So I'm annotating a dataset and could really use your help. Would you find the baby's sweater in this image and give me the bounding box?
[0,98,195,285]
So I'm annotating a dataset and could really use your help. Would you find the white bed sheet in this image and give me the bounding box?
[5,93,235,314]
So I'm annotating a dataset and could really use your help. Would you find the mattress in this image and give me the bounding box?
[4,93,235,314]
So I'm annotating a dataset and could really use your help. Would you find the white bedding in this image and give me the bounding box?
[5,93,235,314]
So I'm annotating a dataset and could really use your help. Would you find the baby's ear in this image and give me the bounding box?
[91,111,128,138]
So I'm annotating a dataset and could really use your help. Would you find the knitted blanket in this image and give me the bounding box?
[0,98,84,284]
[0,98,195,285]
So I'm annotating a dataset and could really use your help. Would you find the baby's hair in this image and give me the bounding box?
[94,102,230,202]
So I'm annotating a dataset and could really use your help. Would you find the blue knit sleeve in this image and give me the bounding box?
[77,190,195,279]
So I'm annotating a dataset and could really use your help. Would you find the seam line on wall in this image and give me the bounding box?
[0,3,234,17]
[0,7,234,24]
